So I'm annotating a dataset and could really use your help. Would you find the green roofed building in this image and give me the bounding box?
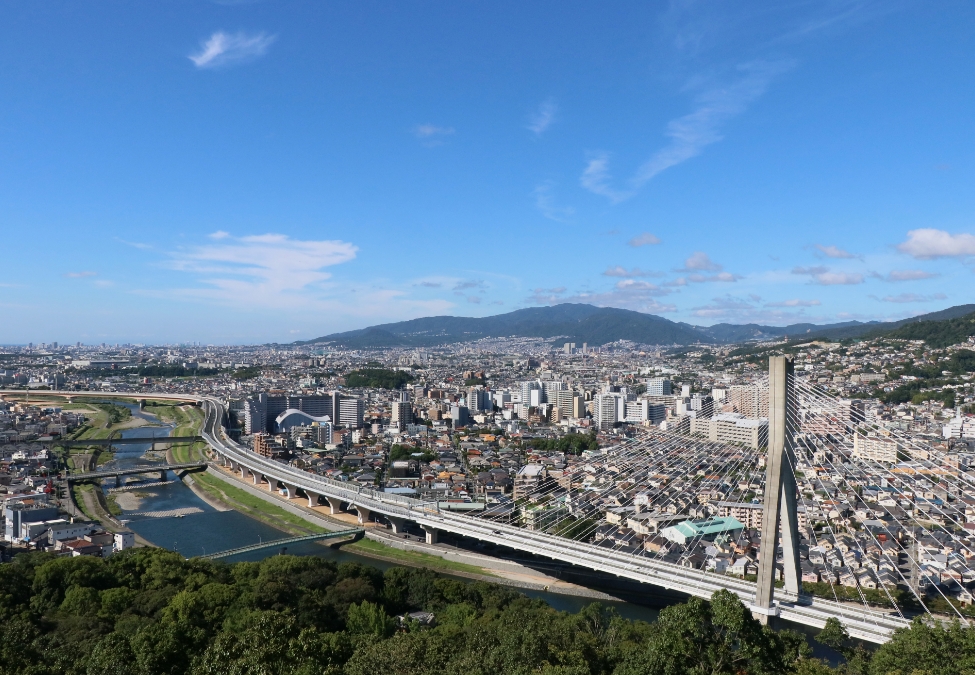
[659,516,745,546]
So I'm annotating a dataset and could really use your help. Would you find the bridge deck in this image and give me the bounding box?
[197,529,364,560]
[55,436,203,447]
[63,462,207,481]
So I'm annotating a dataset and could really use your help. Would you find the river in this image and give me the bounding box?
[92,402,842,656]
[93,400,663,623]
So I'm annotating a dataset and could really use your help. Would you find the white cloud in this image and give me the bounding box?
[875,293,948,304]
[580,60,792,203]
[764,298,821,308]
[188,31,276,69]
[168,232,357,307]
[896,228,975,258]
[528,282,675,313]
[815,244,858,259]
[683,251,722,272]
[688,272,740,283]
[628,232,661,247]
[603,266,662,278]
[792,266,864,286]
[690,294,823,323]
[528,99,557,135]
[65,271,97,278]
[413,124,455,139]
[533,182,574,222]
[882,269,939,282]
[209,230,231,240]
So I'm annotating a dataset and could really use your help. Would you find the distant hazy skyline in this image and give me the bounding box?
[2,1,974,344]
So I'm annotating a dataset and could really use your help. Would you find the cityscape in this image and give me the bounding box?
[3,2,975,674]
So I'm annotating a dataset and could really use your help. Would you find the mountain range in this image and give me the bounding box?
[298,303,975,349]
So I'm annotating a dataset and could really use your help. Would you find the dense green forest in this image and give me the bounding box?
[2,549,972,675]
[885,312,975,348]
[344,368,414,389]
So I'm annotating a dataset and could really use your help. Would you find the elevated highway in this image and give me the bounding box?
[6,390,910,642]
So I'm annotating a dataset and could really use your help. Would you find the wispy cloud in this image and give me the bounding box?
[896,228,975,259]
[681,251,723,272]
[528,98,557,135]
[453,280,485,291]
[874,269,939,282]
[873,292,948,304]
[533,182,574,222]
[628,232,661,247]
[603,266,662,278]
[690,294,822,323]
[764,298,821,308]
[65,271,97,278]
[115,238,153,250]
[792,266,864,285]
[580,60,792,203]
[188,31,276,69]
[527,281,675,314]
[413,124,455,145]
[166,232,357,307]
[815,244,858,259]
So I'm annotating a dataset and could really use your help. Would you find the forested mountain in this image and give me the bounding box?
[300,303,975,348]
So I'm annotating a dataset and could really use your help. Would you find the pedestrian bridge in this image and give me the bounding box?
[196,529,364,560]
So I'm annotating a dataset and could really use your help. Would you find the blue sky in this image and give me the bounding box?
[2,1,975,344]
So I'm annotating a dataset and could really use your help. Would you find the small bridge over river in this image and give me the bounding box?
[63,462,208,484]
[51,436,203,448]
[196,529,364,560]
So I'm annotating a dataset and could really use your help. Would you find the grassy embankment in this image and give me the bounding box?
[345,538,496,577]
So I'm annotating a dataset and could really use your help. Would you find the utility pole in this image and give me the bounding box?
[754,356,802,622]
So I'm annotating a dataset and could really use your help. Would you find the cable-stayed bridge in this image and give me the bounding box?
[23,375,973,643]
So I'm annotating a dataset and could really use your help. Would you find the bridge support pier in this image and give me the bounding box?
[158,470,166,481]
[754,356,802,624]
[306,492,321,508]
[422,526,439,545]
[252,472,260,485]
[240,466,250,481]
[353,505,371,525]
[387,516,407,534]
[283,484,299,500]
[325,497,342,514]
[115,476,120,488]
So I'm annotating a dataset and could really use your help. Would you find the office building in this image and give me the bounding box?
[467,388,492,413]
[339,397,364,429]
[646,378,672,396]
[391,400,412,431]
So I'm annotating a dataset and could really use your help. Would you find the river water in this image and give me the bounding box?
[92,403,842,655]
[93,401,662,623]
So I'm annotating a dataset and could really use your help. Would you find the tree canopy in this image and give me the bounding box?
[1,549,973,675]
[344,369,414,389]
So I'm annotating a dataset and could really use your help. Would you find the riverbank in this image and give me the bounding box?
[195,461,620,600]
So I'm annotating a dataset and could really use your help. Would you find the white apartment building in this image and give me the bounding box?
[595,393,624,429]
[690,413,768,449]
[853,433,899,463]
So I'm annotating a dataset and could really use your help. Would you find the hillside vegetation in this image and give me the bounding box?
[884,311,975,348]
[1,549,973,675]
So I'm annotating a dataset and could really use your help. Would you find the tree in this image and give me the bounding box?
[346,601,396,638]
